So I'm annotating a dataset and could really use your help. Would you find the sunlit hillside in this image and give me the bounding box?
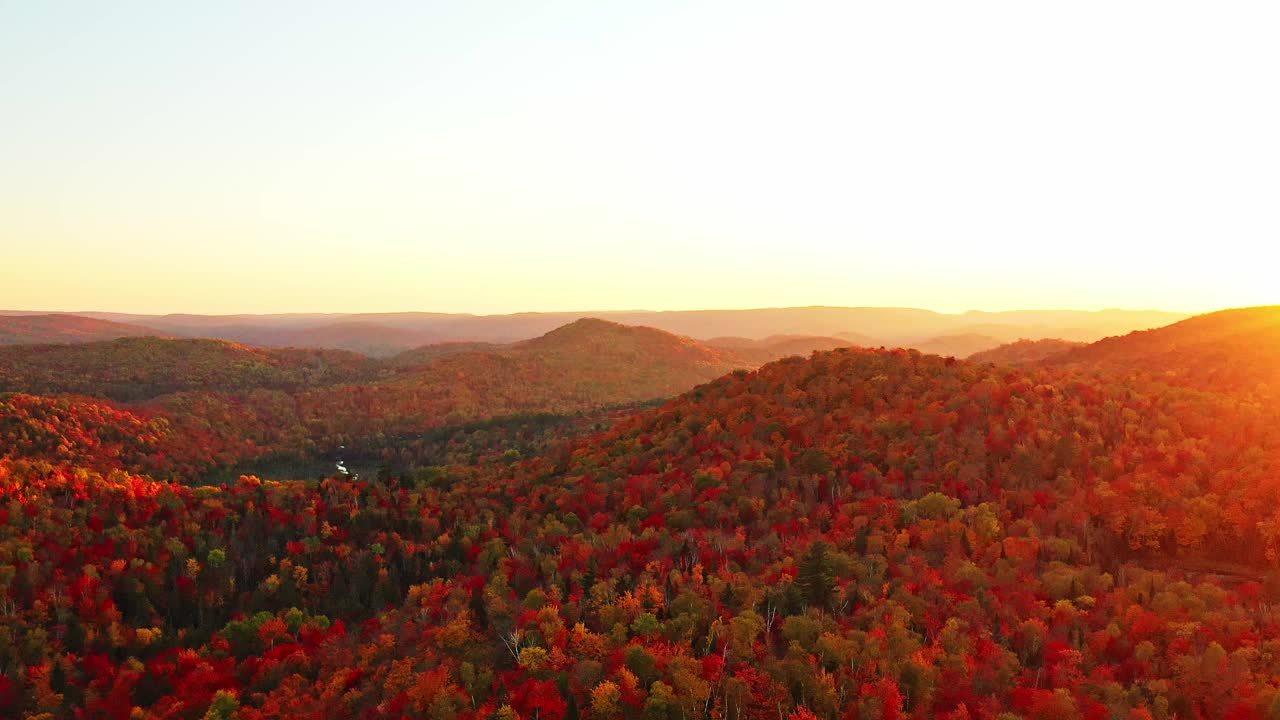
[707,335,857,364]
[969,338,1086,366]
[292,319,749,445]
[0,319,753,478]
[1046,306,1280,397]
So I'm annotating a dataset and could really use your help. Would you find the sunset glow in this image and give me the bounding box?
[8,4,1280,717]
[3,1,1277,314]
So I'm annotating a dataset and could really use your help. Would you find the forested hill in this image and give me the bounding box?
[1044,305,1280,397]
[0,313,160,345]
[0,337,378,402]
[966,338,1085,366]
[4,309,1280,718]
[0,320,754,478]
[12,306,1186,355]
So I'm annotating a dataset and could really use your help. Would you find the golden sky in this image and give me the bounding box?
[2,2,1276,315]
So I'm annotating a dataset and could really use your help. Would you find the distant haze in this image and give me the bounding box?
[2,2,1276,313]
[0,306,1190,357]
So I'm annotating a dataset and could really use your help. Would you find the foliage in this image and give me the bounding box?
[2,311,1280,718]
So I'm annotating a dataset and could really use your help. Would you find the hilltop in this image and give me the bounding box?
[517,317,737,365]
[0,319,753,475]
[297,319,749,443]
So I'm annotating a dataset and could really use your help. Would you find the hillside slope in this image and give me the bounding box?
[1045,305,1280,397]
[294,319,749,441]
[969,338,1086,365]
[0,320,753,474]
[201,320,445,357]
[6,337,1280,718]
[906,332,1002,358]
[707,335,855,364]
[389,341,503,367]
[0,337,379,402]
[0,313,160,345]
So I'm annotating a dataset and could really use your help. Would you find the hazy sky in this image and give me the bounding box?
[2,1,1276,315]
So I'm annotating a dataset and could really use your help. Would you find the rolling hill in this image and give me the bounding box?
[389,341,504,367]
[0,313,160,345]
[0,392,187,475]
[1044,305,1280,397]
[5,309,1280,718]
[0,336,380,402]
[12,306,1187,352]
[0,319,755,474]
[292,319,750,442]
[906,332,1003,358]
[188,320,446,357]
[968,338,1086,365]
[707,334,856,364]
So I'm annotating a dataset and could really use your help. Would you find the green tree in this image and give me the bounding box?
[798,541,836,609]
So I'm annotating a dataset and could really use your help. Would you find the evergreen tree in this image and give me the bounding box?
[797,541,836,609]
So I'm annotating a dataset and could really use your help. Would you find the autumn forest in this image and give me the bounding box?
[10,0,1280,715]
[0,305,1276,720]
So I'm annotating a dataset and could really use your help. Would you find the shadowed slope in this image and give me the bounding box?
[0,337,379,402]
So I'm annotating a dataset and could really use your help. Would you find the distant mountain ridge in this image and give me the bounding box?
[0,306,1188,356]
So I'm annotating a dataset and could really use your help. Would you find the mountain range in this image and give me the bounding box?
[0,306,1188,357]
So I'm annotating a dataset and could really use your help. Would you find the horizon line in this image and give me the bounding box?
[0,304,1207,319]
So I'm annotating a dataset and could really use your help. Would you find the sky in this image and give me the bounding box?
[1,1,1277,315]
